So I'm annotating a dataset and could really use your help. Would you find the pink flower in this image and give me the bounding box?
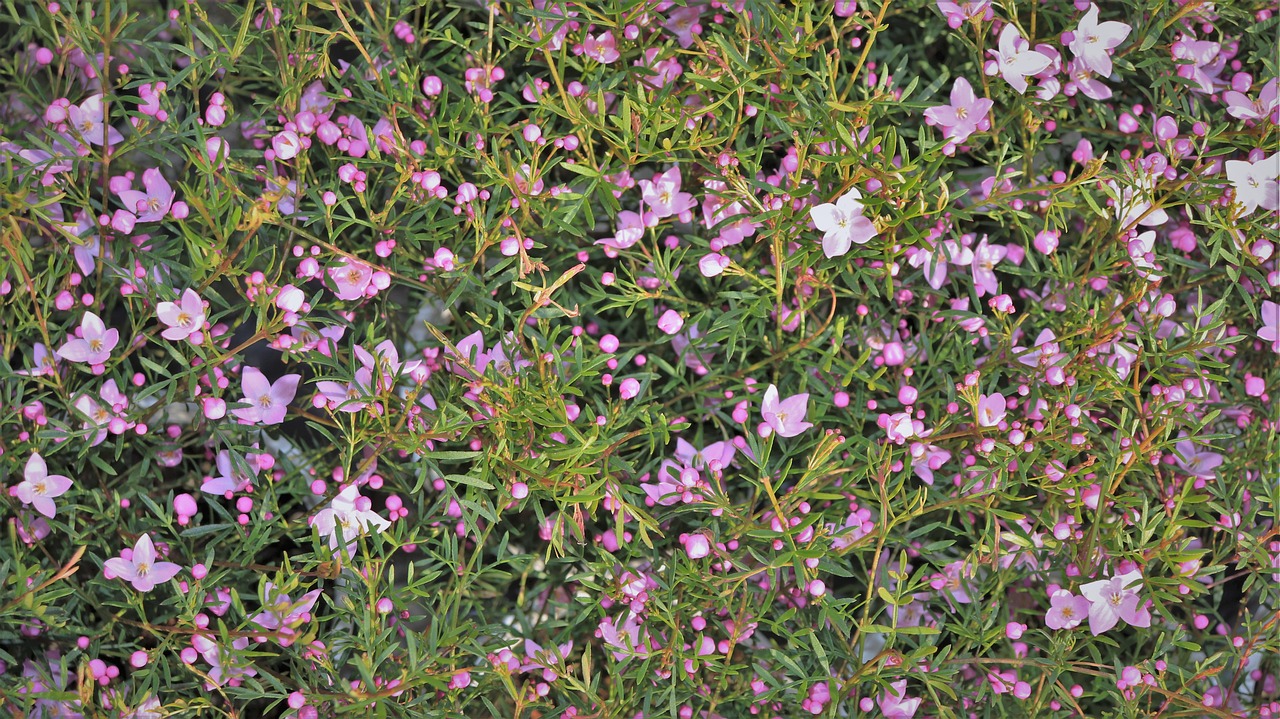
[932,559,974,604]
[68,93,123,146]
[908,239,972,290]
[56,311,119,365]
[201,450,256,496]
[311,484,392,553]
[355,340,424,391]
[14,453,73,518]
[597,615,650,660]
[877,680,922,718]
[662,6,702,48]
[116,168,175,223]
[810,187,878,257]
[1173,438,1224,478]
[976,393,1006,427]
[191,634,256,688]
[1068,4,1131,77]
[970,235,1006,297]
[156,288,206,342]
[1128,230,1162,280]
[924,77,993,146]
[597,210,646,251]
[761,384,813,438]
[1065,59,1113,101]
[989,25,1051,94]
[250,582,322,645]
[1258,300,1280,353]
[1224,78,1278,121]
[910,443,951,485]
[104,534,182,592]
[231,368,300,425]
[639,167,695,219]
[1044,589,1091,630]
[450,331,529,378]
[583,32,620,64]
[315,367,374,412]
[1079,570,1151,635]
[328,257,375,300]
[20,342,59,377]
[936,0,991,28]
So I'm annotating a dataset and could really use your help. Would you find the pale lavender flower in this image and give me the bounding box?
[809,187,878,257]
[14,453,73,519]
[231,368,300,425]
[761,384,813,438]
[56,311,119,365]
[1079,570,1151,635]
[989,25,1051,94]
[104,534,182,592]
[1044,589,1091,630]
[156,288,206,342]
[1068,4,1131,77]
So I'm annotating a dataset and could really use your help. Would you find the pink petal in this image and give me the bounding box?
[241,367,270,398]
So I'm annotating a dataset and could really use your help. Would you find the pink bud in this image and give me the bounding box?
[272,130,302,160]
[205,137,230,165]
[1034,229,1060,254]
[202,397,226,420]
[657,309,684,335]
[699,252,730,277]
[1245,375,1265,397]
[276,284,305,312]
[205,104,226,127]
[619,377,641,400]
[1154,116,1178,141]
[684,533,711,559]
[110,209,136,234]
[881,341,905,366]
[173,493,198,517]
[421,75,443,96]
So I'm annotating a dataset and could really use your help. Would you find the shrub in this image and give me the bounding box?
[0,0,1278,717]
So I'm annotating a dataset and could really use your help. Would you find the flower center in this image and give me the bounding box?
[956,106,969,120]
[177,311,192,327]
[258,394,273,408]
[89,339,103,352]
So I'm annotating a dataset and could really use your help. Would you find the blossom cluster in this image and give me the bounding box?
[0,0,1277,718]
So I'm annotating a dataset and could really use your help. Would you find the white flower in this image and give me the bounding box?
[311,485,391,553]
[1225,152,1280,217]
